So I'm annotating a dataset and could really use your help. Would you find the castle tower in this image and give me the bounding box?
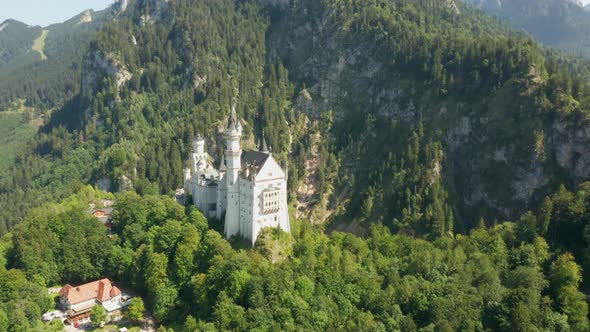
[224,105,242,238]
[216,154,227,220]
[192,135,207,175]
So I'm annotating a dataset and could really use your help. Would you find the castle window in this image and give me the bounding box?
[261,188,280,214]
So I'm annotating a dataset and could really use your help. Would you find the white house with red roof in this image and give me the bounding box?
[59,278,123,323]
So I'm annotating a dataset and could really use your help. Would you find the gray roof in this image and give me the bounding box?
[241,150,270,174]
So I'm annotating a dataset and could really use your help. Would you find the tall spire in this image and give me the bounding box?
[219,153,226,172]
[260,129,269,154]
[227,104,237,131]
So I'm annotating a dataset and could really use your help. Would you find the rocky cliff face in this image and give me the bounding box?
[139,0,169,26]
[77,10,93,25]
[81,50,132,123]
[82,51,132,96]
[552,117,590,184]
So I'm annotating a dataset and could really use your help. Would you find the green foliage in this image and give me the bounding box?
[0,110,38,176]
[10,199,111,285]
[0,268,50,332]
[2,0,590,242]
[0,309,8,332]
[3,188,590,330]
[91,304,107,328]
[127,297,145,323]
[1,1,590,329]
[550,254,589,331]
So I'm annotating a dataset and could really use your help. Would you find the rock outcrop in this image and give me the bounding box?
[77,10,93,25]
[82,51,132,97]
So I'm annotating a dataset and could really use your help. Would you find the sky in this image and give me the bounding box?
[0,0,115,27]
[0,0,589,27]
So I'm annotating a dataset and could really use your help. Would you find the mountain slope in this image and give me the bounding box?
[3,1,590,331]
[0,19,42,68]
[268,0,590,232]
[0,3,126,112]
[463,0,590,57]
[1,0,589,238]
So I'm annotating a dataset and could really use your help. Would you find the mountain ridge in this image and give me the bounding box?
[463,0,590,57]
[0,2,127,112]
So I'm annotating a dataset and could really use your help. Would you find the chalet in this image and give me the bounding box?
[59,278,122,324]
[88,207,114,229]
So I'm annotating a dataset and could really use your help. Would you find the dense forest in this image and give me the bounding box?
[3,184,590,331]
[1,0,590,330]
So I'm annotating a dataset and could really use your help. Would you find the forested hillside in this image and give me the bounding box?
[2,186,590,331]
[1,0,590,330]
[0,3,125,112]
[0,19,43,67]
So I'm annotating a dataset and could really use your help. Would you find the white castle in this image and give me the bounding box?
[184,106,290,245]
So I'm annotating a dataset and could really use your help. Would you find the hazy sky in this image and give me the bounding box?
[0,0,589,27]
[0,0,114,27]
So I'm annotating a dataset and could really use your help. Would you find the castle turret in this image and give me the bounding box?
[192,135,207,175]
[225,106,242,185]
[224,105,242,238]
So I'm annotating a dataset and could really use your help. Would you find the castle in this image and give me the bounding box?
[184,106,290,245]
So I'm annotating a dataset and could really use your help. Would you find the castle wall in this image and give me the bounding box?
[239,178,254,243]
[206,185,218,218]
[216,180,227,220]
[249,176,289,246]
[187,124,290,245]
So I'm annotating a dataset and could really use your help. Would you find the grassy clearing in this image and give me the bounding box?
[32,29,49,60]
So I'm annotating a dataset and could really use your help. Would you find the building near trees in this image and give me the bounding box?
[59,278,123,324]
[184,106,290,245]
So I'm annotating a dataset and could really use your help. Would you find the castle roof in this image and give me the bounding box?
[241,150,270,175]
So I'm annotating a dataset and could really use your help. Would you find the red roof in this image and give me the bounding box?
[59,278,121,305]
